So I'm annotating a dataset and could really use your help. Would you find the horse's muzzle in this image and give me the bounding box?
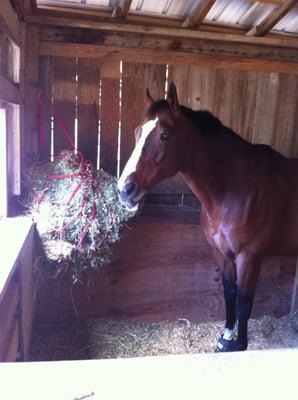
[117,180,139,210]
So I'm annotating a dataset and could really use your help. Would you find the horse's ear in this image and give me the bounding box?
[146,88,154,109]
[167,82,179,108]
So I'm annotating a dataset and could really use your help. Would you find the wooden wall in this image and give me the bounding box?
[169,67,298,158]
[36,217,296,323]
[38,56,298,189]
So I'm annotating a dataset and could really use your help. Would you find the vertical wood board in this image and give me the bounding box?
[273,74,297,157]
[19,228,35,360]
[252,72,279,146]
[39,55,53,160]
[77,58,100,165]
[100,61,120,175]
[53,56,76,155]
[230,71,258,143]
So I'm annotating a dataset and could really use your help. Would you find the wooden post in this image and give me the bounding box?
[0,0,20,45]
[20,22,40,168]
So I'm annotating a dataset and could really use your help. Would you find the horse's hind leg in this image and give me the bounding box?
[234,253,261,351]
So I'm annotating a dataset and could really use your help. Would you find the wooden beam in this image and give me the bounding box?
[112,0,133,19]
[25,14,298,49]
[0,0,20,44]
[40,25,298,64]
[40,41,298,75]
[0,75,21,104]
[182,0,215,29]
[11,1,34,21]
[247,0,297,36]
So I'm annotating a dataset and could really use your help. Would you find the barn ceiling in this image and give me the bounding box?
[29,0,298,37]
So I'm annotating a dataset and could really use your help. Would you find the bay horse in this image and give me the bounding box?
[117,82,298,352]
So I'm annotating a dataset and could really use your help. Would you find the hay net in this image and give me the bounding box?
[26,150,135,282]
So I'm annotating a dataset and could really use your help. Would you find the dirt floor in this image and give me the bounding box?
[29,314,298,361]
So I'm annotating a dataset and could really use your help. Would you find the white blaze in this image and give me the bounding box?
[118,118,158,190]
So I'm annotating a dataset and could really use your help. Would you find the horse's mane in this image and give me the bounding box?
[148,100,240,139]
[180,106,223,136]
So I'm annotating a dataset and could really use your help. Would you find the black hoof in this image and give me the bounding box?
[216,336,247,352]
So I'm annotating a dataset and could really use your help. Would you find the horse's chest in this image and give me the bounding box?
[201,210,234,257]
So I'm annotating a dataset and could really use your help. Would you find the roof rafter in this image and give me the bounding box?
[112,0,133,19]
[182,0,215,29]
[247,0,297,36]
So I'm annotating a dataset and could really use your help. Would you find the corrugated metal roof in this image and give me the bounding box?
[130,0,203,19]
[36,0,298,35]
[273,5,298,33]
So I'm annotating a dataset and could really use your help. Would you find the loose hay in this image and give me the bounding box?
[29,315,298,361]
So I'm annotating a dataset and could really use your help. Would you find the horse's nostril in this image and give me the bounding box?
[124,181,137,197]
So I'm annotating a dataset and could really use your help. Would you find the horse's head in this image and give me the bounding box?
[117,82,185,211]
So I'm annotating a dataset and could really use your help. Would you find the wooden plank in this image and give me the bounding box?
[77,58,100,165]
[53,56,76,156]
[252,72,279,146]
[26,14,298,49]
[272,74,297,156]
[0,0,20,44]
[168,64,217,113]
[0,278,19,361]
[0,75,20,104]
[182,0,215,29]
[19,226,35,360]
[40,42,298,76]
[39,55,53,160]
[230,71,259,143]
[5,318,19,362]
[100,61,120,175]
[212,70,234,126]
[247,0,297,36]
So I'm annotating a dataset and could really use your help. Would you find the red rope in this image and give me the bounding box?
[34,89,116,256]
[37,89,84,162]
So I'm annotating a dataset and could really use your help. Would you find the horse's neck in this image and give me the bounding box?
[180,133,249,213]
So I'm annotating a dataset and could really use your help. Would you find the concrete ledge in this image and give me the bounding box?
[1,348,297,400]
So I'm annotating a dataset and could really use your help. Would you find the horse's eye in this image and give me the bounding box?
[160,132,170,141]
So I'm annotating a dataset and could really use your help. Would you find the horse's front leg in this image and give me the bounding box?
[234,253,261,351]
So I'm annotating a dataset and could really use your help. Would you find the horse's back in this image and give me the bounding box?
[250,145,298,255]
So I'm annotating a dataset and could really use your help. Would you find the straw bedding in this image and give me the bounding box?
[29,314,298,361]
